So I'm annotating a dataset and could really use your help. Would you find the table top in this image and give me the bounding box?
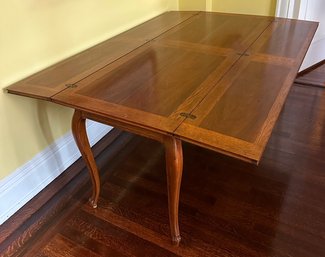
[7,11,318,164]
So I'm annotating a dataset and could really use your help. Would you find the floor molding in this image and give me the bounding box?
[300,37,325,72]
[295,59,325,88]
[0,120,112,225]
[297,59,325,76]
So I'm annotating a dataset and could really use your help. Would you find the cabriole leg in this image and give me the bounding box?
[164,136,183,245]
[72,110,100,208]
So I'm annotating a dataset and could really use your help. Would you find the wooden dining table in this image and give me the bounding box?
[6,11,318,245]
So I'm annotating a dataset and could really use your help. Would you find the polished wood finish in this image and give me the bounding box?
[51,14,318,163]
[164,136,183,245]
[51,13,276,136]
[72,110,101,208]
[6,11,198,99]
[175,18,318,163]
[158,12,274,52]
[2,82,325,256]
[5,11,318,244]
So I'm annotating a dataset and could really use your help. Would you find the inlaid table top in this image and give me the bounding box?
[7,11,318,163]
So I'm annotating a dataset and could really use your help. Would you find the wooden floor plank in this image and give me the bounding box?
[37,234,103,257]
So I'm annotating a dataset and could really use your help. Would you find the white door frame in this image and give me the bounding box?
[275,0,309,19]
[276,0,325,70]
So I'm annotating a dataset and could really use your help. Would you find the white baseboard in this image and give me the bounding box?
[0,121,112,225]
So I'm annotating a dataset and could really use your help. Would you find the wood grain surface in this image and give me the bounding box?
[174,18,318,163]
[6,11,198,99]
[50,12,317,163]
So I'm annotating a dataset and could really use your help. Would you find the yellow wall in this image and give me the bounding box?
[0,0,173,179]
[212,0,276,16]
[179,0,277,16]
[179,0,206,11]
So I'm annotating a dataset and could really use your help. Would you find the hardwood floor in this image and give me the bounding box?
[1,83,325,256]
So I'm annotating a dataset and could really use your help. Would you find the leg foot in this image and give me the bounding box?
[72,110,100,208]
[172,235,181,246]
[89,198,98,209]
[164,136,183,245]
